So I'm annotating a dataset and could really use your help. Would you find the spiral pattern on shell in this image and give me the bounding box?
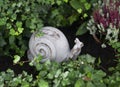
[29,32,56,62]
[28,26,83,62]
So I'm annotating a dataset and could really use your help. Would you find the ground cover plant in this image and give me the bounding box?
[0,0,94,58]
[0,0,120,87]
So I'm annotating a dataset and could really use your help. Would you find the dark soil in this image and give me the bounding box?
[61,27,116,73]
[0,26,116,75]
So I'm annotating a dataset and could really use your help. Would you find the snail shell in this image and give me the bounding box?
[28,26,71,62]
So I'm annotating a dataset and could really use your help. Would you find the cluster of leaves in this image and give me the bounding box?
[87,0,120,44]
[2,0,120,86]
[109,41,120,57]
[40,0,98,32]
[104,57,120,87]
[69,0,91,18]
[0,0,44,58]
[72,0,98,35]
[0,69,35,87]
[43,0,97,27]
[0,0,97,59]
[85,0,120,84]
[1,54,120,87]
[0,54,108,87]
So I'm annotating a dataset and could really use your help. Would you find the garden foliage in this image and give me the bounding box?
[0,0,96,58]
[0,0,120,87]
[87,0,120,44]
[1,54,120,87]
[87,0,120,56]
[0,54,107,87]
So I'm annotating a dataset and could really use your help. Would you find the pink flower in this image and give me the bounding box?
[93,0,120,29]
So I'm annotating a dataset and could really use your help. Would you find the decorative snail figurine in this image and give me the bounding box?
[27,26,84,62]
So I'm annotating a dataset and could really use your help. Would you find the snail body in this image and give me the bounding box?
[27,26,83,62]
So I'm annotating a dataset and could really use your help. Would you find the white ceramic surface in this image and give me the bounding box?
[27,26,84,62]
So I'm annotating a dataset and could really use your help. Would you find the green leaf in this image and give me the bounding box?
[116,42,120,48]
[47,73,54,79]
[9,36,15,45]
[74,79,85,87]
[83,13,88,18]
[77,8,82,14]
[13,55,20,64]
[35,62,42,71]
[25,7,30,12]
[11,14,17,21]
[96,70,106,77]
[38,79,49,87]
[39,71,47,77]
[118,48,120,52]
[16,21,22,27]
[55,69,61,78]
[61,71,69,78]
[84,67,93,74]
[70,0,81,10]
[0,0,3,6]
[17,2,22,7]
[0,36,6,47]
[96,57,101,66]
[25,19,31,28]
[21,81,29,87]
[108,67,115,72]
[29,61,34,66]
[81,0,86,3]
[84,3,91,10]
[30,24,36,29]
[76,22,88,35]
[56,0,62,5]
[0,18,7,26]
[86,54,95,63]
[91,70,106,81]
[18,27,24,34]
[53,79,61,87]
[61,78,70,86]
[63,0,68,3]
[12,3,16,8]
[86,82,95,87]
[10,29,16,35]
[15,32,19,36]
[21,15,27,21]
[6,23,12,29]
[68,15,78,24]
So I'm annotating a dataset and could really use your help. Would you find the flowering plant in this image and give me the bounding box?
[87,0,120,44]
